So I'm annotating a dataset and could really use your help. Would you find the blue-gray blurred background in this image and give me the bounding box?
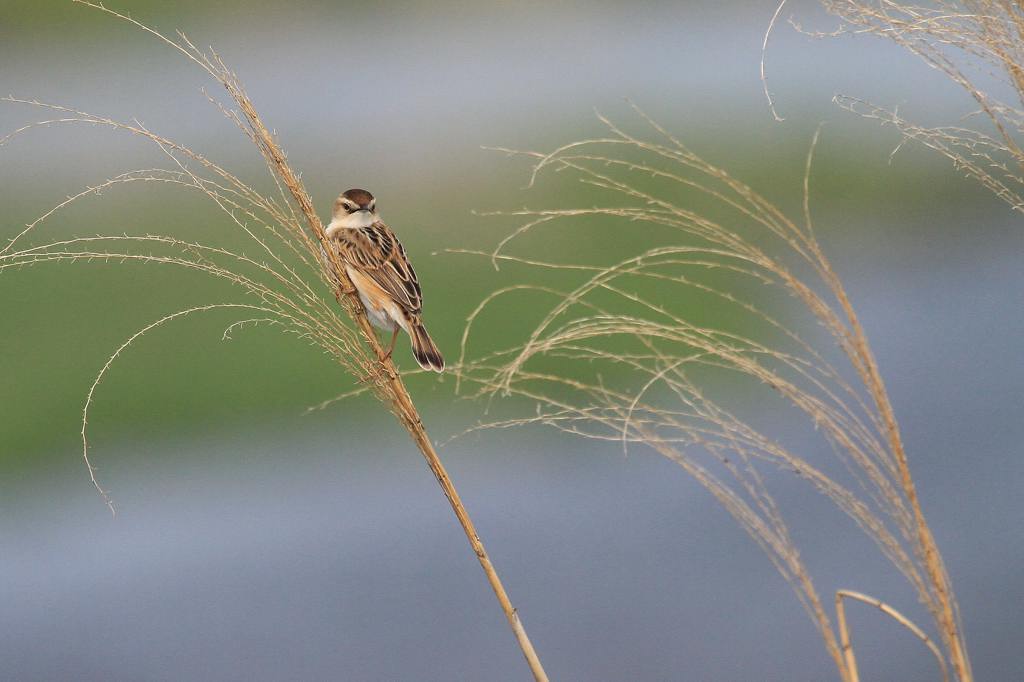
[2,1,1021,680]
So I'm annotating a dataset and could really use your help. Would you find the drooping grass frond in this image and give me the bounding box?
[458,110,972,681]
[2,5,548,677]
[798,1,1024,217]
[80,303,282,513]
[835,589,950,682]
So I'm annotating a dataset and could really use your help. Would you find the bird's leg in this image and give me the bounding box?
[381,328,399,361]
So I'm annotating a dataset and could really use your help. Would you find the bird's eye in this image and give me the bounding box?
[345,204,356,213]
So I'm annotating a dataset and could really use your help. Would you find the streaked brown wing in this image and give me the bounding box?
[333,220,423,315]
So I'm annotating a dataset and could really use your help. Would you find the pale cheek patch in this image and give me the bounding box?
[326,211,376,236]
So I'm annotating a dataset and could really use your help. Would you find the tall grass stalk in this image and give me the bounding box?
[454,109,972,681]
[1,4,547,679]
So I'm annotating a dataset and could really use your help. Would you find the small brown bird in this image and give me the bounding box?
[324,188,444,372]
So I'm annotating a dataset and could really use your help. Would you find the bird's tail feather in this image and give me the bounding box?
[409,322,444,373]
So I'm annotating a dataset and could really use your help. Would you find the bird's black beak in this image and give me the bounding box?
[357,207,372,212]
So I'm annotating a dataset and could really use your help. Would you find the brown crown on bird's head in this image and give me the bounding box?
[334,188,376,216]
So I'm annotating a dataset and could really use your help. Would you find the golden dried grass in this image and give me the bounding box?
[1,4,547,679]
[806,1,1024,216]
[452,108,971,681]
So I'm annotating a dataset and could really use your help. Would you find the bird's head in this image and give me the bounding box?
[327,188,378,234]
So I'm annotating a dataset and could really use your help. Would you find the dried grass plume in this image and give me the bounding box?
[1,4,547,679]
[455,108,972,682]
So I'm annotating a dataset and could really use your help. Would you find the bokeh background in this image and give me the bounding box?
[2,1,1021,680]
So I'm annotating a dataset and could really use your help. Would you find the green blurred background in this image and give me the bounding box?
[1,0,987,467]
[2,2,1021,680]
